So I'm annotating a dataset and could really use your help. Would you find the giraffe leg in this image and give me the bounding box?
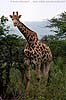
[24,59,30,93]
[35,64,41,88]
[26,65,30,92]
[43,62,51,91]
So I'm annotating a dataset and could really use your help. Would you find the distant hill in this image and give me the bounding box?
[7,20,55,39]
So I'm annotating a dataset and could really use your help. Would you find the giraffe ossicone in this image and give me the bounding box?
[10,11,52,93]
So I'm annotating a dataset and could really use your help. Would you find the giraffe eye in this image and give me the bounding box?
[12,18,13,20]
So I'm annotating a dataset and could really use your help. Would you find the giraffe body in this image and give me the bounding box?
[10,12,52,93]
[24,41,52,65]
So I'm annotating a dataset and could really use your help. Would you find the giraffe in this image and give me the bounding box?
[10,11,52,92]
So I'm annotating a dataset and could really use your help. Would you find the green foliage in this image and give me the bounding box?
[46,61,66,100]
[0,34,26,99]
[0,16,26,99]
[0,16,9,36]
[48,39,66,62]
[47,11,66,39]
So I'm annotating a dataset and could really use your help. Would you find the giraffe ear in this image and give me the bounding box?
[9,15,12,18]
[18,15,22,18]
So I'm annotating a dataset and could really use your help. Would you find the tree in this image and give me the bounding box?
[47,11,66,39]
[0,15,26,99]
[0,16,9,37]
[0,16,9,98]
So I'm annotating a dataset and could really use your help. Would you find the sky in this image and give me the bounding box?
[0,0,66,21]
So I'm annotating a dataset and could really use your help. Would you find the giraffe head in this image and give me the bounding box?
[10,11,21,26]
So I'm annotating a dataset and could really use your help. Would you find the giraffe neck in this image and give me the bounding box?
[17,20,38,43]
